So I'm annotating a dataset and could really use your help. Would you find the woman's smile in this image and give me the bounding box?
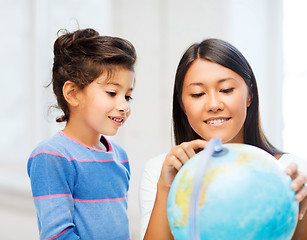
[204,117,231,126]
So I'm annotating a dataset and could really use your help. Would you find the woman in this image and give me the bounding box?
[140,39,307,239]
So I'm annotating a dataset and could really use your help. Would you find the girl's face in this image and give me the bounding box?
[181,59,251,144]
[77,68,134,136]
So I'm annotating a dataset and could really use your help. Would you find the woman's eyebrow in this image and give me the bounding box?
[187,82,204,87]
[187,78,236,87]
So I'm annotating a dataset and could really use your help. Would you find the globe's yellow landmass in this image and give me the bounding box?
[235,152,254,166]
[174,164,230,226]
[199,165,229,206]
[174,168,193,226]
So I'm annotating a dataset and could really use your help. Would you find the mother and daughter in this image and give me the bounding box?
[27,28,306,239]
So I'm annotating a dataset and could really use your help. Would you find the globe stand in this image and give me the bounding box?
[189,138,225,240]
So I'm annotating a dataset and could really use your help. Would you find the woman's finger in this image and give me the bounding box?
[292,173,307,192]
[284,162,299,180]
[168,154,184,171]
[171,146,190,165]
[179,140,207,160]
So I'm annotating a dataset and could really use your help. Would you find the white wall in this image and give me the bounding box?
[0,0,284,239]
[283,0,307,158]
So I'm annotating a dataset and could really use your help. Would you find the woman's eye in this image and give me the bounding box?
[221,88,234,94]
[107,92,116,97]
[191,93,205,98]
[125,96,133,102]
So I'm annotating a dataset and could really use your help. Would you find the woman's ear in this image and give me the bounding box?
[63,81,80,107]
[247,84,253,107]
[178,94,186,114]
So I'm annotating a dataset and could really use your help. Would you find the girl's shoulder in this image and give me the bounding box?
[30,132,65,154]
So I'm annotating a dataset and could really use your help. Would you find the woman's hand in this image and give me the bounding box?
[284,163,307,220]
[158,139,207,189]
[145,139,208,240]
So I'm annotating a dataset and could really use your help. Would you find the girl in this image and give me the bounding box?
[140,39,307,239]
[27,28,136,239]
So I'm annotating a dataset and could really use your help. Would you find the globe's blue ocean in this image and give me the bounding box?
[167,141,299,240]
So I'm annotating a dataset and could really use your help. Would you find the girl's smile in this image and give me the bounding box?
[109,115,127,126]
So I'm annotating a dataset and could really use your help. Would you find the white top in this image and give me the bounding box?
[139,152,307,239]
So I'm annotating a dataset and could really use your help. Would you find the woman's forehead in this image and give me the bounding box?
[183,59,244,87]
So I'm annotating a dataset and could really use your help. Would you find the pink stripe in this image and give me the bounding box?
[74,196,127,203]
[29,150,66,159]
[68,157,128,163]
[33,194,72,200]
[41,227,70,240]
[34,194,127,202]
[29,150,128,163]
[59,130,113,152]
[68,158,115,162]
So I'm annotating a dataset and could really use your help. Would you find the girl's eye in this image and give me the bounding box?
[221,88,234,94]
[107,92,116,97]
[125,96,133,102]
[191,93,205,98]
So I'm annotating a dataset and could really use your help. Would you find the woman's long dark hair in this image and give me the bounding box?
[172,39,282,156]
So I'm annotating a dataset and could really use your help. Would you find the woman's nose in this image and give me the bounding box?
[205,93,223,112]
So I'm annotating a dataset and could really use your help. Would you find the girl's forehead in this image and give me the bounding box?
[95,69,135,89]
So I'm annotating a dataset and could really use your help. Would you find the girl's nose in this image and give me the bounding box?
[117,98,130,113]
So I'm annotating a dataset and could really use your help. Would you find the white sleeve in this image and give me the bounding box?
[139,153,166,239]
[278,153,307,175]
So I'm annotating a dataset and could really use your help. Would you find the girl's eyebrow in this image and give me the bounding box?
[107,82,133,91]
[107,81,120,86]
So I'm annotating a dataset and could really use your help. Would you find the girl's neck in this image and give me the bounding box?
[62,121,105,151]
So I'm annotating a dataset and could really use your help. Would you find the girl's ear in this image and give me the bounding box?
[63,81,80,107]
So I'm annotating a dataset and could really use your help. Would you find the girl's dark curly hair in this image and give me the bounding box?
[51,28,136,122]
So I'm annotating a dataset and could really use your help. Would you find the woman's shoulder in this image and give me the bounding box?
[143,153,166,173]
[279,153,307,175]
[144,153,166,168]
[141,153,166,184]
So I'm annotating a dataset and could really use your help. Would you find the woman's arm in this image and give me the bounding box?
[292,212,307,240]
[283,163,307,239]
[139,154,165,238]
[143,140,207,240]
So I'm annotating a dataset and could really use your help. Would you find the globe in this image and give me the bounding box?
[167,138,299,240]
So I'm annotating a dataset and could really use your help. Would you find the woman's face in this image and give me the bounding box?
[181,59,251,144]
